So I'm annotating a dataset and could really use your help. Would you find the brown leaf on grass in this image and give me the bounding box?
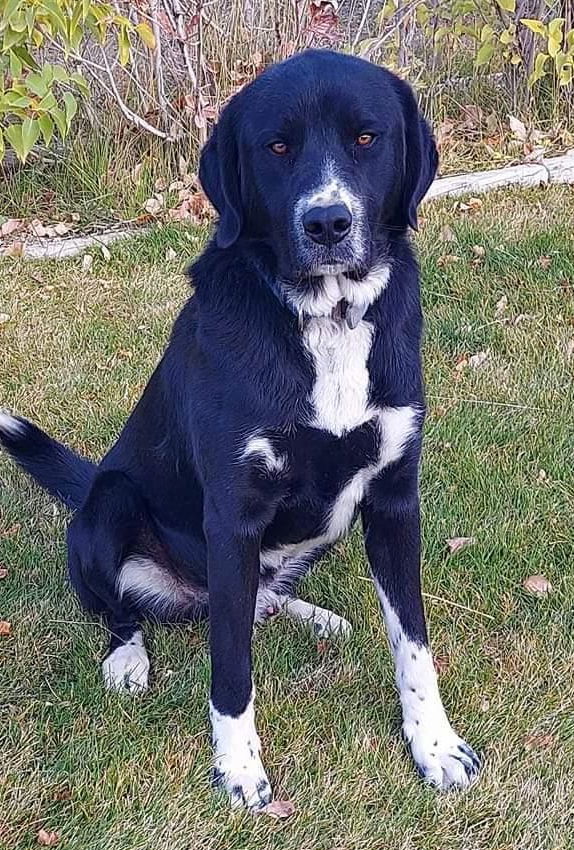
[0,621,12,636]
[523,574,552,596]
[447,536,476,555]
[472,244,485,258]
[433,654,450,675]
[0,313,10,324]
[4,241,24,257]
[37,829,59,846]
[1,523,20,538]
[304,1,342,48]
[565,339,574,361]
[165,247,177,262]
[437,253,461,268]
[53,222,71,237]
[316,639,329,653]
[439,224,456,242]
[523,732,555,752]
[82,254,93,272]
[0,567,8,579]
[143,197,163,215]
[454,356,468,373]
[260,799,296,819]
[100,244,111,262]
[538,255,552,270]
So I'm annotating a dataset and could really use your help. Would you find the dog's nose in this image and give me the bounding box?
[302,204,352,246]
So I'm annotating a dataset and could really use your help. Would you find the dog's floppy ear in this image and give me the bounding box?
[394,80,438,231]
[198,117,243,249]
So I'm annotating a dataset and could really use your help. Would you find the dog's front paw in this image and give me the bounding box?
[102,641,150,695]
[212,752,272,810]
[404,721,481,790]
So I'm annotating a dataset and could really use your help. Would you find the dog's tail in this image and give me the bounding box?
[0,411,96,510]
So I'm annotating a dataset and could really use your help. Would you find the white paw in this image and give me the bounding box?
[213,751,272,810]
[102,641,150,695]
[311,608,353,639]
[404,721,481,790]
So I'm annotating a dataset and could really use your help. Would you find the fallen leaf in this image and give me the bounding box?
[1,522,20,538]
[0,567,8,579]
[82,254,93,272]
[509,114,528,142]
[472,244,485,257]
[70,212,81,223]
[154,177,168,192]
[566,340,574,361]
[538,255,551,270]
[439,224,456,242]
[524,732,555,752]
[523,574,552,596]
[447,536,476,555]
[0,313,10,324]
[100,244,111,262]
[1,218,24,237]
[468,350,489,369]
[0,620,12,636]
[454,356,468,372]
[536,468,547,483]
[29,219,50,238]
[437,253,461,267]
[316,639,329,653]
[53,222,71,236]
[4,241,24,257]
[260,799,296,819]
[433,654,450,675]
[37,829,59,846]
[495,295,508,317]
[143,197,163,215]
[480,697,490,713]
[165,247,177,262]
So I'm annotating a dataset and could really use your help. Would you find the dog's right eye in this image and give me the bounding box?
[268,141,289,156]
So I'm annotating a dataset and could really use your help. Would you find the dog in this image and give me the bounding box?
[0,49,480,809]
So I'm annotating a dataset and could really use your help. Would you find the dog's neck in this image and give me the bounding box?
[282,264,391,330]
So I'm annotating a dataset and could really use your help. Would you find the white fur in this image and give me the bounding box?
[102,630,150,695]
[117,557,204,614]
[287,264,390,320]
[0,410,25,437]
[375,583,480,790]
[304,317,375,435]
[210,690,272,810]
[281,597,352,637]
[294,157,367,272]
[261,406,419,585]
[242,436,287,474]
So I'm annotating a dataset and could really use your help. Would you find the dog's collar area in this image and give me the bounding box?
[297,298,368,331]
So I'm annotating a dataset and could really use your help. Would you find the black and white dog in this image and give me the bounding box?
[0,50,480,808]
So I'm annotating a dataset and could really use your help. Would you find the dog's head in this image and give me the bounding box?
[199,50,437,302]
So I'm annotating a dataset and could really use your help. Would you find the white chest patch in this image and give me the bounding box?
[303,316,374,436]
[260,404,419,584]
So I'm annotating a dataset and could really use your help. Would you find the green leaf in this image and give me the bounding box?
[475,40,496,67]
[51,105,67,137]
[528,51,549,85]
[3,25,25,51]
[521,19,547,37]
[559,66,572,85]
[500,28,514,45]
[21,116,40,158]
[496,0,515,11]
[25,72,49,98]
[63,90,77,129]
[118,26,131,66]
[4,0,22,22]
[38,112,54,145]
[39,0,68,37]
[70,71,89,97]
[0,130,5,163]
[51,64,68,82]
[37,91,57,110]
[4,123,25,161]
[12,45,40,71]
[135,22,156,49]
[480,24,495,43]
[9,50,22,79]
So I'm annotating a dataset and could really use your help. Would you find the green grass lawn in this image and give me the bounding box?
[1,187,573,850]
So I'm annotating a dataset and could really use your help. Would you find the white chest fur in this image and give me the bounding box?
[303,316,375,436]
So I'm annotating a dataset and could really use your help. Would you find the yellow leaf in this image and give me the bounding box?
[496,0,515,12]
[135,22,156,50]
[521,19,547,37]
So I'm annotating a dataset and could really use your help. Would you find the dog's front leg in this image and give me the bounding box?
[205,503,272,810]
[362,481,481,790]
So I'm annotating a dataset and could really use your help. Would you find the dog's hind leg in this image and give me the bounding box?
[67,469,153,695]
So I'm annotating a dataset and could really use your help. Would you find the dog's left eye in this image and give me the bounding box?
[268,141,289,156]
[356,133,376,147]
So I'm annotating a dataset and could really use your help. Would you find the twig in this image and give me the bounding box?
[150,0,170,129]
[427,394,546,413]
[422,592,496,620]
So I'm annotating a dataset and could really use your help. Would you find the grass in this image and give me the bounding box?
[1,186,574,849]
